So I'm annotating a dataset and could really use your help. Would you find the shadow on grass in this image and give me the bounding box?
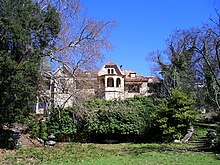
[202,146,220,160]
[119,143,220,159]
[117,143,184,156]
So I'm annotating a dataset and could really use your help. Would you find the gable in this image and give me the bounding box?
[98,62,124,76]
[53,65,72,78]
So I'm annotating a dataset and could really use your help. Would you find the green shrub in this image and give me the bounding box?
[24,114,40,138]
[151,88,197,142]
[47,108,77,141]
[39,122,48,141]
[36,97,161,143]
[88,105,144,135]
[86,97,156,142]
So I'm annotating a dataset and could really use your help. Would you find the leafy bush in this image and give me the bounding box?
[86,97,156,142]
[47,108,77,141]
[25,97,161,143]
[88,105,144,134]
[39,122,48,141]
[24,114,40,138]
[151,88,197,142]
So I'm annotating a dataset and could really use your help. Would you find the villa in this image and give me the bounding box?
[35,62,160,114]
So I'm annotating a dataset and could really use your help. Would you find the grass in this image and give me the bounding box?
[2,143,220,165]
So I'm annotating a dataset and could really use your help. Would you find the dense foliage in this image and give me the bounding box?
[0,53,39,123]
[158,33,196,96]
[47,108,77,141]
[33,95,196,143]
[86,97,156,142]
[155,13,220,146]
[151,89,196,142]
[41,97,157,143]
[0,0,60,124]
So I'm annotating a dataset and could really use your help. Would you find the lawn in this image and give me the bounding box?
[2,143,220,165]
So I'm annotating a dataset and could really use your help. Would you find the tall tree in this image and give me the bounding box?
[153,11,220,112]
[156,30,197,97]
[36,0,115,109]
[0,0,60,124]
[193,13,220,111]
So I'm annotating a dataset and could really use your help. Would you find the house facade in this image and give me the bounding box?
[98,62,160,100]
[35,62,160,114]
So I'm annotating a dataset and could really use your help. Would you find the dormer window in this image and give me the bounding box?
[108,69,111,74]
[130,73,136,78]
[85,72,91,77]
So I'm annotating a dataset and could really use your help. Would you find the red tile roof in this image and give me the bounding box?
[143,76,161,83]
[122,70,142,78]
[105,61,116,66]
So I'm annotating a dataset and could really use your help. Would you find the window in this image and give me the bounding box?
[148,83,157,93]
[43,80,50,90]
[116,78,121,87]
[107,77,114,87]
[85,72,91,77]
[60,78,68,93]
[107,68,114,74]
[46,81,50,90]
[38,98,46,109]
[100,78,105,88]
[130,73,136,78]
[39,101,46,109]
[111,69,114,74]
[128,85,140,93]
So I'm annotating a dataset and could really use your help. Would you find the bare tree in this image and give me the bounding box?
[36,0,116,110]
[149,29,199,97]
[193,11,220,111]
[152,10,220,112]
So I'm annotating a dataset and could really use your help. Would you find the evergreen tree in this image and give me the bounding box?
[0,0,60,124]
[158,31,197,96]
[152,88,196,142]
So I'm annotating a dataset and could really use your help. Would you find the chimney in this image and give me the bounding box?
[120,65,123,71]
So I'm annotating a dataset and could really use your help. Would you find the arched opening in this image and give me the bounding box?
[116,78,121,87]
[107,77,114,87]
[100,78,105,88]
[111,69,114,74]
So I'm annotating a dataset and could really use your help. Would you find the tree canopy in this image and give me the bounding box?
[0,0,60,124]
[154,12,220,112]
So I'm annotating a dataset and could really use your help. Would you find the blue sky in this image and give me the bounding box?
[83,0,220,76]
